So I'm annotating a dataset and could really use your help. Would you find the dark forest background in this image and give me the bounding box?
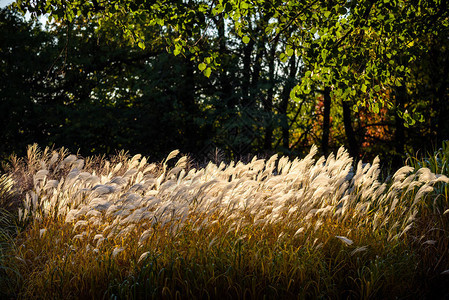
[1,7,448,166]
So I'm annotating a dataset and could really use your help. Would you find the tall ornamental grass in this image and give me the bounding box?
[1,144,448,299]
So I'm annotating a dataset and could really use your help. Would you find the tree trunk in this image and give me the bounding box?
[279,53,297,151]
[433,47,449,144]
[263,36,278,150]
[242,38,255,107]
[393,85,407,168]
[217,14,235,109]
[322,86,331,156]
[180,57,198,152]
[342,100,359,159]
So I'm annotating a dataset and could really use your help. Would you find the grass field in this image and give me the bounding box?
[1,144,449,299]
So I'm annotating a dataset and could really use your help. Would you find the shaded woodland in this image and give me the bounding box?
[1,4,448,165]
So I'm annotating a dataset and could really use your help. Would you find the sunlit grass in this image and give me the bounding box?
[1,144,448,298]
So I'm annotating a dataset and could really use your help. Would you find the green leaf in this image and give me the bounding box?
[361,84,367,93]
[204,67,212,78]
[418,113,424,122]
[138,41,145,49]
[265,25,274,34]
[290,85,300,101]
[286,48,294,57]
[321,49,328,61]
[280,53,287,63]
[212,5,224,15]
[242,36,250,44]
[334,88,342,97]
[173,44,181,56]
[198,63,207,71]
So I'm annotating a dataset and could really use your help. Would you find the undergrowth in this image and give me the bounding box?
[0,144,448,299]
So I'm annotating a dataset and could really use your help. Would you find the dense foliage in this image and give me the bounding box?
[1,1,449,165]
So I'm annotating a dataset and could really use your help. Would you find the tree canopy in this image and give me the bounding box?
[2,1,448,165]
[15,0,449,123]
